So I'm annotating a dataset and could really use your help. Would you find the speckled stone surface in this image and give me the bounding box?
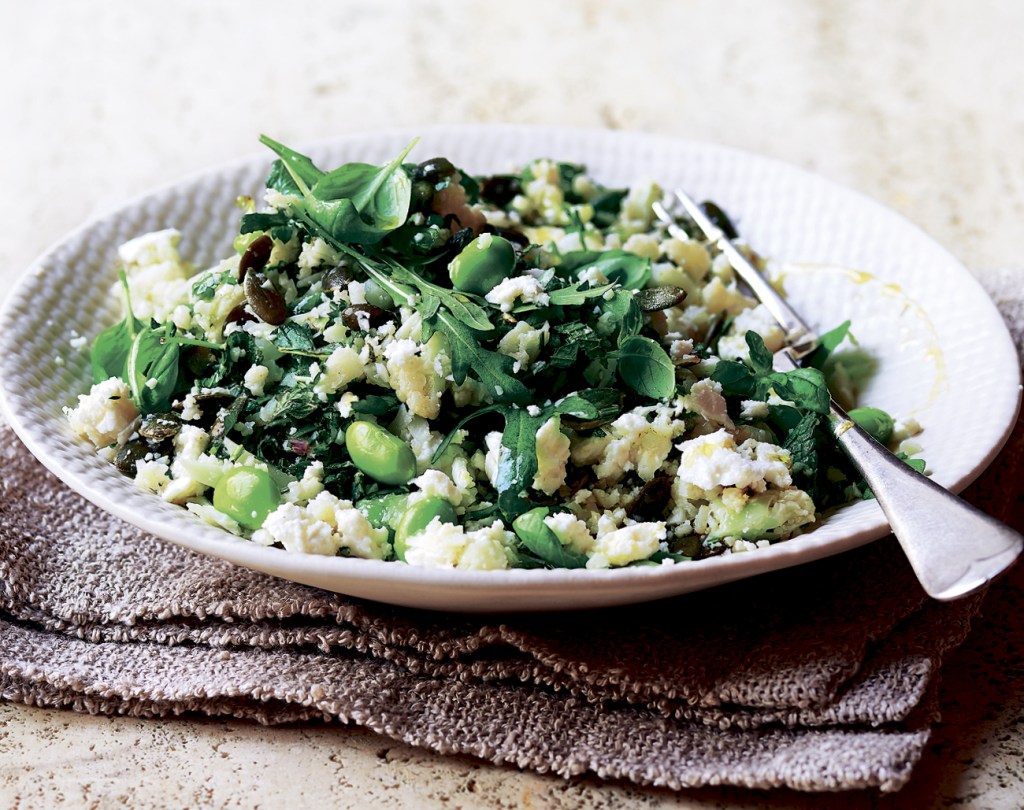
[1,1,1022,807]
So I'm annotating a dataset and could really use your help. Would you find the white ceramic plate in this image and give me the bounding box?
[1,126,1020,612]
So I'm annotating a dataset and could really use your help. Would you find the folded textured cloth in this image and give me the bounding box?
[3,412,1020,794]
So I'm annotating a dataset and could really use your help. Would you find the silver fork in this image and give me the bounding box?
[653,191,1022,600]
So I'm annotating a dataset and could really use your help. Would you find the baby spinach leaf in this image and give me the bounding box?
[91,271,143,384]
[262,135,418,245]
[512,508,588,569]
[553,388,623,422]
[558,250,651,290]
[91,317,142,384]
[126,325,180,414]
[769,367,831,415]
[616,335,675,400]
[495,407,545,521]
[259,135,324,190]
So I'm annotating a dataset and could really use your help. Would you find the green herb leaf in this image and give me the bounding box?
[259,135,324,190]
[262,136,418,245]
[91,271,144,384]
[126,325,180,414]
[558,250,651,290]
[803,320,852,371]
[495,408,545,521]
[546,281,618,307]
[190,269,235,302]
[616,335,675,400]
[597,289,643,343]
[273,322,317,353]
[430,403,505,464]
[430,311,529,403]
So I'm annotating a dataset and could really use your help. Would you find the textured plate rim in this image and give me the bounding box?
[0,124,1020,612]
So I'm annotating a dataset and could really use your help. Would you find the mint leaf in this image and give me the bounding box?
[616,335,675,400]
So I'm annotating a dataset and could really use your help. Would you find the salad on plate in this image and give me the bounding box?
[64,136,922,571]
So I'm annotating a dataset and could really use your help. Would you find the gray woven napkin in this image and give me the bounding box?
[1,412,1019,793]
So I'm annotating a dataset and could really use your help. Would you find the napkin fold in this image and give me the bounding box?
[3,416,1019,794]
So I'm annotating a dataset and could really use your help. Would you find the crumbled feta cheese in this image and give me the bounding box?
[285,461,325,505]
[117,229,194,324]
[676,430,792,494]
[315,346,365,396]
[484,276,550,312]
[297,238,341,274]
[162,425,212,504]
[403,518,512,570]
[543,512,595,555]
[701,276,753,317]
[621,232,661,260]
[717,304,786,362]
[586,520,666,569]
[66,377,138,448]
[243,364,270,396]
[572,407,683,483]
[660,237,711,280]
[481,430,505,488]
[410,469,472,508]
[740,400,770,421]
[134,460,171,494]
[532,417,570,495]
[496,321,548,371]
[383,339,446,419]
[255,492,389,559]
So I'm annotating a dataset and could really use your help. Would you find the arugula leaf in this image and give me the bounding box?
[546,281,618,307]
[239,210,292,235]
[429,311,529,404]
[616,335,675,400]
[558,250,651,290]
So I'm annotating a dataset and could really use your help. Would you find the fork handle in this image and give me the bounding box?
[831,403,1022,600]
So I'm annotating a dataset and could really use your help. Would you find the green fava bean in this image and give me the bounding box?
[393,496,458,561]
[213,466,281,531]
[848,406,895,444]
[447,233,516,295]
[345,421,418,485]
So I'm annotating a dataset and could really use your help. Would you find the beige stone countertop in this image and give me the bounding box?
[1,1,1023,807]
